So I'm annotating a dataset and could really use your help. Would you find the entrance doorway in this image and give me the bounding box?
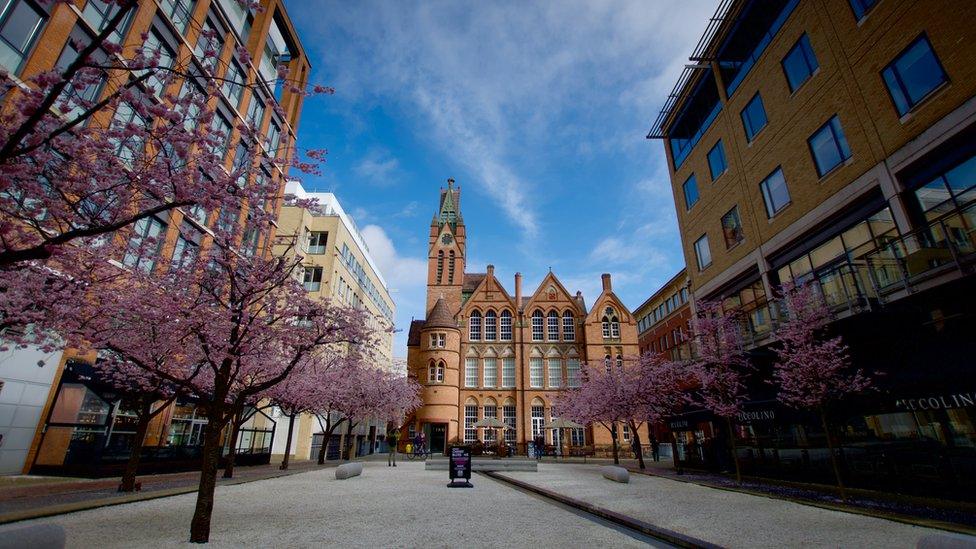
[426,423,447,455]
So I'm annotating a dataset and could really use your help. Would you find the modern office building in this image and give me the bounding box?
[0,0,311,476]
[405,180,645,456]
[634,269,691,360]
[649,0,976,498]
[262,180,397,462]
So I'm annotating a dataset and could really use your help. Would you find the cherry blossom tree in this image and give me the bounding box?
[58,236,373,543]
[773,281,872,500]
[691,300,751,483]
[627,353,690,470]
[557,362,629,464]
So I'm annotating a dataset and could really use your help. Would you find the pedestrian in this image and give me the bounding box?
[650,434,660,463]
[387,426,400,467]
[534,434,544,461]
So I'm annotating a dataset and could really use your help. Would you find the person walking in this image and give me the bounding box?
[650,434,660,463]
[387,426,400,467]
[534,434,545,461]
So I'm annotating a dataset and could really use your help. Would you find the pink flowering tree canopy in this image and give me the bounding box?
[691,300,751,419]
[773,281,872,409]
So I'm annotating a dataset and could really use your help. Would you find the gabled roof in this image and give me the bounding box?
[463,273,485,292]
[407,319,425,347]
[523,271,584,314]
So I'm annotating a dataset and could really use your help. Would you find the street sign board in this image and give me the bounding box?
[447,445,472,488]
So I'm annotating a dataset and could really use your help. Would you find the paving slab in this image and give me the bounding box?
[0,461,651,548]
[497,463,965,549]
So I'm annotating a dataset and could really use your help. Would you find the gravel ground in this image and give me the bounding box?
[499,464,960,549]
[0,461,649,548]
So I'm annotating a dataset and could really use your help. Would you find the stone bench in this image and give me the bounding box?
[600,465,630,483]
[335,462,363,480]
[0,524,65,549]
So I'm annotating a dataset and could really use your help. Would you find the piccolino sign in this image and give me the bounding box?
[895,392,976,411]
[736,409,776,423]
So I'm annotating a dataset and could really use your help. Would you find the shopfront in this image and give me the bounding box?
[30,361,275,477]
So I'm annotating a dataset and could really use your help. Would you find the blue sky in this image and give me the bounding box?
[285,0,716,356]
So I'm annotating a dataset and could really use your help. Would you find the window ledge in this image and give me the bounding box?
[817,156,855,182]
[897,81,951,124]
[767,201,794,223]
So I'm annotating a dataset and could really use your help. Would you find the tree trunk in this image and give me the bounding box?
[630,421,646,470]
[820,407,848,501]
[222,409,243,479]
[279,413,296,470]
[189,412,226,543]
[119,402,152,492]
[726,416,742,484]
[343,420,355,461]
[609,424,620,465]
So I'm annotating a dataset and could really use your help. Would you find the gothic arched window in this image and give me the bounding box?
[469,310,482,341]
[448,250,456,283]
[602,307,620,339]
[546,310,559,341]
[485,310,497,341]
[436,250,444,283]
[500,310,513,341]
[562,311,575,341]
[531,310,544,341]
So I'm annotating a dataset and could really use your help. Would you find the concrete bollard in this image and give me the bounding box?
[0,524,66,549]
[335,462,364,480]
[600,465,630,483]
[916,533,976,549]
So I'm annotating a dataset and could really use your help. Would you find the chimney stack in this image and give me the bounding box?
[487,264,494,277]
[601,273,612,292]
[515,272,523,310]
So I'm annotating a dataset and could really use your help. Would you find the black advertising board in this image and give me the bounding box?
[447,445,473,488]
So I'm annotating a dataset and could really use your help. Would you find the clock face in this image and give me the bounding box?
[441,233,454,245]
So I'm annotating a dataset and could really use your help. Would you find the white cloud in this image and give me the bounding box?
[360,224,428,354]
[353,149,401,186]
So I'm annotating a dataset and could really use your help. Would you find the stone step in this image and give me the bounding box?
[424,457,538,472]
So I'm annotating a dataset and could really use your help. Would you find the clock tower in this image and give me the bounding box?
[426,178,466,315]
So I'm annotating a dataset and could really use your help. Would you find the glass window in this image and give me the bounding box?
[694,234,711,270]
[562,311,575,341]
[708,140,727,181]
[567,359,581,388]
[500,310,513,341]
[210,113,232,159]
[469,311,482,341]
[81,0,132,45]
[882,36,947,116]
[221,61,246,108]
[483,404,497,442]
[483,358,497,388]
[808,116,852,176]
[668,76,723,169]
[171,224,200,270]
[546,311,559,341]
[683,174,699,210]
[143,30,176,97]
[302,266,322,291]
[547,359,562,388]
[760,167,791,217]
[160,0,195,35]
[722,207,744,249]
[781,34,818,92]
[464,405,477,443]
[246,94,266,134]
[531,310,543,341]
[122,216,167,273]
[531,406,545,438]
[55,37,106,119]
[484,310,497,341]
[502,358,515,388]
[465,357,477,388]
[195,17,224,72]
[307,231,327,254]
[914,153,976,219]
[0,0,45,74]
[529,357,543,388]
[849,0,878,20]
[265,120,281,156]
[741,93,768,142]
[503,405,516,443]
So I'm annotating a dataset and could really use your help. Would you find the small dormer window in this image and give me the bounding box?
[601,307,620,339]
